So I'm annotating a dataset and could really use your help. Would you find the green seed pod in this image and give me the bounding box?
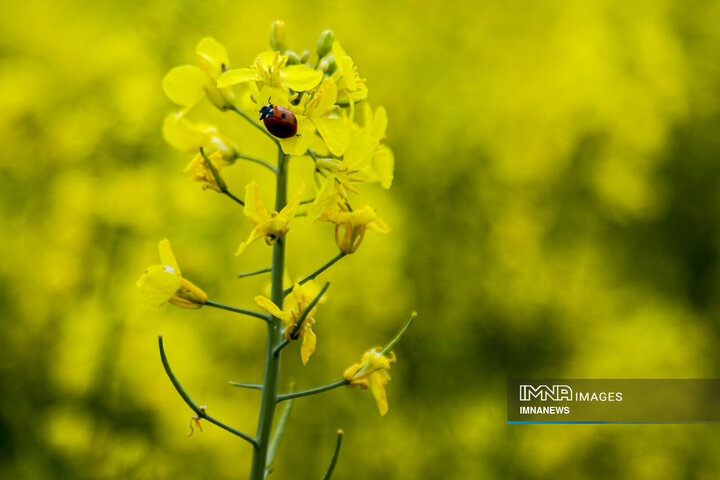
[270,21,286,52]
[316,29,335,58]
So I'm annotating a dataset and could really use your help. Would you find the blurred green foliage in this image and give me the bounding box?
[2,0,720,478]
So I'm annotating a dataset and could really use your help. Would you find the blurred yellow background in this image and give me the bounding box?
[2,0,720,478]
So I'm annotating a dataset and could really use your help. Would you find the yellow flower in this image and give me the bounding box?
[162,111,237,161]
[358,103,394,189]
[219,51,349,157]
[137,239,207,309]
[252,85,315,156]
[331,41,368,106]
[184,151,224,192]
[162,37,236,111]
[308,104,393,215]
[317,203,390,254]
[302,77,350,157]
[236,181,306,255]
[343,347,397,416]
[254,282,323,364]
[217,50,323,93]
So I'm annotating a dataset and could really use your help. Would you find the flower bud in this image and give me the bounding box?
[285,50,302,65]
[300,50,310,64]
[319,54,336,75]
[270,21,287,52]
[316,29,335,58]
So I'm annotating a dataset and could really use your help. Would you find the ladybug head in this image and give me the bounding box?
[259,104,274,120]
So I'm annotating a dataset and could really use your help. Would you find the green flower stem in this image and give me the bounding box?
[231,105,280,147]
[158,336,257,446]
[236,153,278,175]
[205,300,270,322]
[276,379,349,402]
[380,312,417,356]
[273,338,290,355]
[249,148,287,480]
[229,382,263,390]
[299,197,316,205]
[306,149,342,161]
[199,147,245,206]
[237,267,272,279]
[222,190,245,206]
[283,253,345,296]
[266,394,294,472]
[306,149,319,164]
[320,430,344,480]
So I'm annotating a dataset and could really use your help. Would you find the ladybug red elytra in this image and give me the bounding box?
[259,103,298,138]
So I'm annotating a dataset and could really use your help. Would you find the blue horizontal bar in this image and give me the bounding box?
[508,421,720,424]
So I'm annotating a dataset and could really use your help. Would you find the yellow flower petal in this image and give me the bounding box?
[368,217,391,234]
[243,181,270,225]
[255,85,291,109]
[331,41,348,66]
[162,65,207,107]
[276,183,306,224]
[351,205,378,226]
[344,131,378,171]
[254,295,291,322]
[158,239,180,272]
[217,68,261,88]
[369,372,389,416]
[305,77,338,118]
[310,176,340,219]
[278,116,314,155]
[162,112,211,153]
[338,55,356,91]
[235,228,265,256]
[184,151,224,192]
[300,327,316,365]
[195,37,229,76]
[137,265,182,308]
[256,50,279,70]
[279,64,323,91]
[372,144,394,189]
[368,105,387,141]
[312,116,350,157]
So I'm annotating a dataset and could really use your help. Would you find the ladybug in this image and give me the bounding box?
[259,103,298,138]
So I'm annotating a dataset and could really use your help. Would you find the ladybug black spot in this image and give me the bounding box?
[281,113,287,119]
[294,118,297,123]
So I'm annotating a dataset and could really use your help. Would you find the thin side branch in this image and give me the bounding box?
[158,336,257,446]
[381,311,417,356]
[237,267,272,279]
[284,254,345,296]
[320,430,344,480]
[236,153,278,174]
[199,147,244,206]
[229,382,263,390]
[230,105,280,147]
[276,379,349,402]
[205,300,270,322]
